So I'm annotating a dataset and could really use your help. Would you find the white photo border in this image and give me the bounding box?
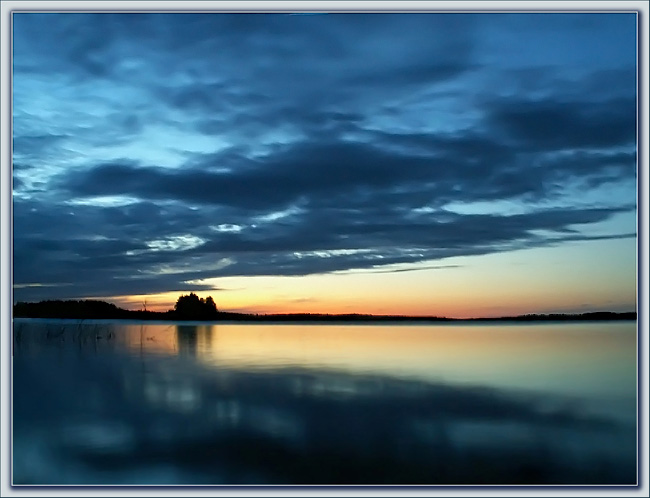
[1,2,648,497]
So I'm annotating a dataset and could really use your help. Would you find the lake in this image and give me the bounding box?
[12,319,637,485]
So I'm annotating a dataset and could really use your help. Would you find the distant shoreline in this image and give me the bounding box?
[12,300,637,323]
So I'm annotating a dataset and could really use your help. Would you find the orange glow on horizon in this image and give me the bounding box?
[96,239,636,319]
[100,292,635,319]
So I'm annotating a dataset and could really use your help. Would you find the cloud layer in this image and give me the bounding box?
[12,12,637,303]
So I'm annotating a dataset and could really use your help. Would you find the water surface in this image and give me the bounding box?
[12,320,637,485]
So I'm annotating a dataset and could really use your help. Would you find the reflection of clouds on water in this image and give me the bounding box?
[141,373,202,413]
[60,421,136,456]
[12,321,637,485]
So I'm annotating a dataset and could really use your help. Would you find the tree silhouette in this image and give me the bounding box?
[205,296,217,313]
[174,293,218,319]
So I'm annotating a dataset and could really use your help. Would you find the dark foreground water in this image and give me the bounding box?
[12,319,637,485]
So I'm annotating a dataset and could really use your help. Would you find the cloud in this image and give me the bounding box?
[60,116,636,213]
[486,97,636,151]
[60,140,442,211]
[13,168,635,301]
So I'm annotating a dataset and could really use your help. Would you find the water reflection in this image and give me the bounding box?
[12,319,637,485]
[176,325,199,356]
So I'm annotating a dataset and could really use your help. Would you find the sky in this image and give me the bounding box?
[11,12,638,317]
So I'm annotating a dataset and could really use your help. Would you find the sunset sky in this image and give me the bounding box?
[12,12,637,317]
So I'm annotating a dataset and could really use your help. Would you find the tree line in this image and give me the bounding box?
[14,293,221,320]
[12,295,637,322]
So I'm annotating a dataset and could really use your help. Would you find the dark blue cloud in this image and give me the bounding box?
[487,97,636,151]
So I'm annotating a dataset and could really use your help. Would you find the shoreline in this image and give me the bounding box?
[12,312,637,324]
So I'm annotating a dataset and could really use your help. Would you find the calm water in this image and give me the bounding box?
[12,319,637,485]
